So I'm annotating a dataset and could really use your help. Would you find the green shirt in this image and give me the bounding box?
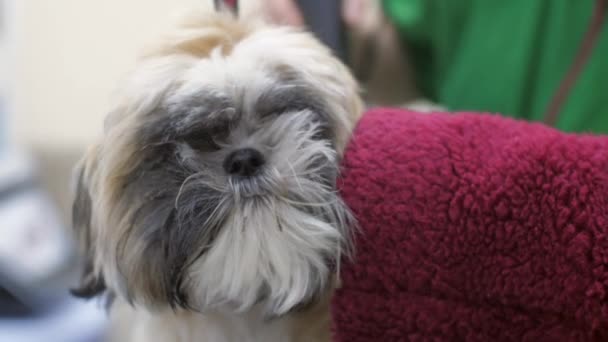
[383,0,608,133]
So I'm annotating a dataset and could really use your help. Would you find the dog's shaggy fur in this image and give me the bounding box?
[71,5,362,341]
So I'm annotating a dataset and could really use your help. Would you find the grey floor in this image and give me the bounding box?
[0,150,108,342]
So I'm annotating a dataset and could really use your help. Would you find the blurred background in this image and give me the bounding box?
[0,1,201,341]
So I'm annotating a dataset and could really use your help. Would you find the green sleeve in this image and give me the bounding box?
[381,0,470,100]
[381,0,608,133]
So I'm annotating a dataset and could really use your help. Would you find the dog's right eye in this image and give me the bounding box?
[183,131,220,151]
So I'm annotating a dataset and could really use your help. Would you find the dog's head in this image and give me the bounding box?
[71,7,362,316]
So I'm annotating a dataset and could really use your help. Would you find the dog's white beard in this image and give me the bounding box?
[189,202,341,315]
[187,111,349,315]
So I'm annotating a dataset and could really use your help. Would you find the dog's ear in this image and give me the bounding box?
[70,155,107,299]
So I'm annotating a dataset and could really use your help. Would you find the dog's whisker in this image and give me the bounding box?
[200,196,229,229]
[285,160,305,194]
[174,172,205,208]
[279,196,340,207]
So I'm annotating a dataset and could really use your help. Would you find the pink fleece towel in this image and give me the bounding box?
[333,109,608,341]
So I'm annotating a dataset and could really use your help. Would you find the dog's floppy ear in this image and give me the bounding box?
[70,156,107,299]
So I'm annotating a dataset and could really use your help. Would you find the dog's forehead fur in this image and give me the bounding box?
[105,11,360,148]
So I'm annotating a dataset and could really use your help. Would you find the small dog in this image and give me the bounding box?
[70,3,363,341]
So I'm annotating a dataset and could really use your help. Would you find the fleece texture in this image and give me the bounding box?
[333,109,608,341]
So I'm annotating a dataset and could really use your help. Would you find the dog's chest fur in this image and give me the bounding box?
[108,299,330,342]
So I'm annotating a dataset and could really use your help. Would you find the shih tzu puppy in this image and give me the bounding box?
[70,3,362,341]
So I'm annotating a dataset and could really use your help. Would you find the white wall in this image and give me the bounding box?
[10,0,206,149]
[1,0,10,97]
[1,0,13,150]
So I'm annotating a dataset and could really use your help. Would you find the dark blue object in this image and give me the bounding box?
[294,0,347,61]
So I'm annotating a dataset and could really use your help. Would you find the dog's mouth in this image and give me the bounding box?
[230,178,270,199]
[227,169,286,200]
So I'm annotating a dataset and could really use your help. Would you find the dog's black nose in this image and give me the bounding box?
[223,148,265,177]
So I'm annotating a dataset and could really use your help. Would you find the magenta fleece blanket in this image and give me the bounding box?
[333,108,608,341]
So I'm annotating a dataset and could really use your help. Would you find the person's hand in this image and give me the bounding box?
[263,0,305,26]
[342,0,367,28]
[343,0,382,35]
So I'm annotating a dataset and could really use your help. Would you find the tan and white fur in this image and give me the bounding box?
[70,4,363,342]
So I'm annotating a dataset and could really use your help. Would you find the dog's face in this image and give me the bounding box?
[71,10,362,316]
